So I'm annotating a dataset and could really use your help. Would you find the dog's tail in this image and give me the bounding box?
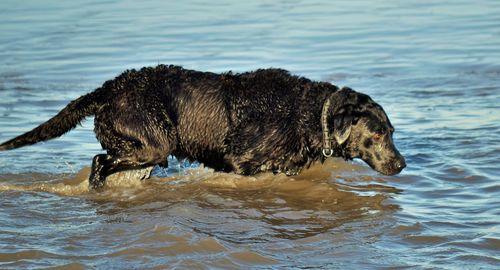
[0,89,104,151]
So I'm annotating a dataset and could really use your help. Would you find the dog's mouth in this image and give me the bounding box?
[377,166,404,176]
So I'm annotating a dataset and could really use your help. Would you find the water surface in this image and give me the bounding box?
[0,0,499,269]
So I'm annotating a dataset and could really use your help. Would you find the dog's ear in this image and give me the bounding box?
[329,87,358,113]
[333,110,353,145]
[327,88,358,145]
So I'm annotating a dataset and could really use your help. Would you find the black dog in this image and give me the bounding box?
[0,65,405,189]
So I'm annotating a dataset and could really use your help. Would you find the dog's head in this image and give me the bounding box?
[324,87,406,176]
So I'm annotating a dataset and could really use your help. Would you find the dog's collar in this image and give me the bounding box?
[321,95,334,157]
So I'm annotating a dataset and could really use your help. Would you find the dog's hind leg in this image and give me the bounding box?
[89,154,113,189]
[90,101,177,189]
[90,130,175,189]
[89,148,169,189]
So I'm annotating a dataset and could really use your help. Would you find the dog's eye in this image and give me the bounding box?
[373,133,383,141]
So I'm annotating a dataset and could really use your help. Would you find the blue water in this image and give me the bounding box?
[0,0,499,269]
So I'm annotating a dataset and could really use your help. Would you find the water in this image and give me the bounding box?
[0,0,499,269]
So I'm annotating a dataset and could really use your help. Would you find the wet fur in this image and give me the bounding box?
[0,65,405,189]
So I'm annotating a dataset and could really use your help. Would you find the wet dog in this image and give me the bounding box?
[0,65,405,189]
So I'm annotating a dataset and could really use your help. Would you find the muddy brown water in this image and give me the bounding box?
[0,160,405,269]
[1,0,499,269]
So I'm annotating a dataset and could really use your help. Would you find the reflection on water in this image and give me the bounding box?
[1,0,500,269]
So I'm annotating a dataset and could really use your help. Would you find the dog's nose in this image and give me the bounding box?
[395,158,406,170]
